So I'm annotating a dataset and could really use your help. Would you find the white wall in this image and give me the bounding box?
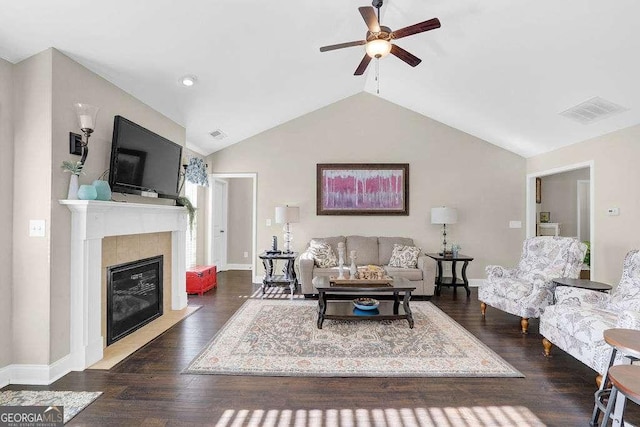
[527,124,640,286]
[0,58,14,369]
[209,92,527,280]
[226,178,253,265]
[540,168,589,237]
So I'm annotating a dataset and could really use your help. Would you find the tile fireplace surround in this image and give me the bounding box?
[60,200,188,371]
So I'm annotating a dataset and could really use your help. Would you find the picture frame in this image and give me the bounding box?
[540,211,550,223]
[536,177,542,204]
[317,163,409,215]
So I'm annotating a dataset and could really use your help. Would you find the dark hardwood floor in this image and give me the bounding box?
[5,270,638,426]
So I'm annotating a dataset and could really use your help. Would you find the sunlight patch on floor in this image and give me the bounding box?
[213,406,546,427]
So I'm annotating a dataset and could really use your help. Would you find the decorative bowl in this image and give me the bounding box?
[353,297,379,310]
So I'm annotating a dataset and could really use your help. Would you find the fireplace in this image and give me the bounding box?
[107,255,164,345]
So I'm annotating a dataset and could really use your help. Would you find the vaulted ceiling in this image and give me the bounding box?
[1,0,639,157]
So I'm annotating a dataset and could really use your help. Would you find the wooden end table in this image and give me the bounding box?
[425,253,474,298]
[552,278,612,293]
[313,276,415,329]
[259,251,298,297]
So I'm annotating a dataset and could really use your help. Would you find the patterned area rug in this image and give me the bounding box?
[185,300,523,377]
[0,390,102,424]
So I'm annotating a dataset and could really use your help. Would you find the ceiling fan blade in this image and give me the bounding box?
[319,40,366,52]
[354,54,372,75]
[391,18,441,40]
[358,6,381,33]
[391,44,422,67]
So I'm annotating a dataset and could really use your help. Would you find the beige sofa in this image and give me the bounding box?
[299,235,435,297]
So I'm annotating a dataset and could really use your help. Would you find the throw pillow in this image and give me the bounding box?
[308,240,338,268]
[388,244,421,268]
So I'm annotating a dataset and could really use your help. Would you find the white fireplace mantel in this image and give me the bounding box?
[60,200,188,370]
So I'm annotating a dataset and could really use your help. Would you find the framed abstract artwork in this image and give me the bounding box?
[316,163,409,215]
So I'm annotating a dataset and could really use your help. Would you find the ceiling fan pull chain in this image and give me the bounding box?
[376,58,380,94]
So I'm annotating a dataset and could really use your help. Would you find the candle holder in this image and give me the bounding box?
[349,251,358,279]
[70,103,100,172]
[337,242,346,279]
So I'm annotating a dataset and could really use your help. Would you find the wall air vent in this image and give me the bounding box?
[559,97,628,125]
[209,129,227,140]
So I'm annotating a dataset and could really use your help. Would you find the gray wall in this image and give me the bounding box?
[528,124,640,286]
[8,48,186,365]
[226,178,253,265]
[0,58,14,369]
[540,168,590,237]
[209,92,527,280]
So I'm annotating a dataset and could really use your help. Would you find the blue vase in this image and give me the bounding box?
[77,184,97,200]
[92,180,112,201]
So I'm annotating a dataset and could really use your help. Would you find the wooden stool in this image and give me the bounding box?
[592,329,640,426]
[599,365,640,427]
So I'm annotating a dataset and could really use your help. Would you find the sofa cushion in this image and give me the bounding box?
[384,266,423,281]
[308,236,345,259]
[346,235,379,265]
[542,305,618,347]
[379,237,414,265]
[388,244,421,268]
[308,240,338,268]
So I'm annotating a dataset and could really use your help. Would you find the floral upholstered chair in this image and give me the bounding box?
[540,250,640,376]
[479,236,587,334]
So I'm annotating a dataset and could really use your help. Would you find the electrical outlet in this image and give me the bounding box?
[607,207,620,216]
[509,220,522,228]
[29,220,46,237]
[243,251,249,258]
[266,218,272,226]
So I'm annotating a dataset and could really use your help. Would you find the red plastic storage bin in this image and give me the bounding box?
[186,265,217,296]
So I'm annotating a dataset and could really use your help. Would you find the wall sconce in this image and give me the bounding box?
[69,103,100,169]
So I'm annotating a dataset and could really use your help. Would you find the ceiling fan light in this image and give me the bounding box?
[366,39,392,58]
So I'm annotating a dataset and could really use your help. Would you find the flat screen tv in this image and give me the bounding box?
[109,116,183,199]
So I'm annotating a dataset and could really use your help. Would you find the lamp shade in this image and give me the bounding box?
[365,39,392,58]
[73,103,99,131]
[275,206,300,224]
[431,207,458,225]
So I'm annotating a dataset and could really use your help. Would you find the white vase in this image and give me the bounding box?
[349,256,357,279]
[67,174,79,200]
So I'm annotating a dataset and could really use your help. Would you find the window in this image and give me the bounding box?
[185,181,198,269]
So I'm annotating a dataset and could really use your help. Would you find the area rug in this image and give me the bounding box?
[0,390,102,424]
[185,300,523,377]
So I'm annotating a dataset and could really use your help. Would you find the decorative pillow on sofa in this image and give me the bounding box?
[388,244,421,268]
[308,240,338,268]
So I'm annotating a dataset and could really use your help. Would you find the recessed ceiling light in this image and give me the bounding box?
[179,75,197,87]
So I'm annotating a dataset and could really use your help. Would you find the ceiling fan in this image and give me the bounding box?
[319,0,441,75]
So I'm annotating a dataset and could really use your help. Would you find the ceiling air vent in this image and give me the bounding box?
[209,129,227,140]
[559,97,628,125]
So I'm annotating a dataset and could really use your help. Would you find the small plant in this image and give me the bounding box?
[61,160,84,176]
[176,196,196,231]
[583,241,591,266]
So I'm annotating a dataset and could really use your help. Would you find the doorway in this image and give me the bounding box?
[526,161,594,275]
[208,173,258,281]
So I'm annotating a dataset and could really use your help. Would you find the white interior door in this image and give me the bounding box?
[212,179,228,270]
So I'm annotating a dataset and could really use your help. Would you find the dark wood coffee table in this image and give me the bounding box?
[552,278,612,292]
[313,276,415,329]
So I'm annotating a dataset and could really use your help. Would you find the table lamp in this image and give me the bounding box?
[275,205,300,253]
[431,207,458,255]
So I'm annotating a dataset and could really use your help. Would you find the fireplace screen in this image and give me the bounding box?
[107,255,163,345]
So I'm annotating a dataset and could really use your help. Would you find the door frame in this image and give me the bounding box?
[576,179,590,242]
[209,173,258,281]
[526,160,594,276]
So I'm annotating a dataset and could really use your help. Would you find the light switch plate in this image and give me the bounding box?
[29,219,46,237]
[607,207,620,216]
[509,220,522,228]
[266,219,272,226]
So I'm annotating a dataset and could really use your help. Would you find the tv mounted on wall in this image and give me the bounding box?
[109,116,183,199]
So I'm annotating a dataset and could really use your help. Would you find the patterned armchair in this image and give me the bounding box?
[479,236,587,334]
[540,250,640,375]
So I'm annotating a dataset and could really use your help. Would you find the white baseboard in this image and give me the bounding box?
[0,364,9,388]
[226,263,252,271]
[254,275,263,284]
[4,354,72,385]
[468,279,484,287]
